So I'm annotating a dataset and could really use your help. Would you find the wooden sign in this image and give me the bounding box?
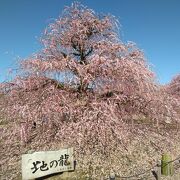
[22,147,74,180]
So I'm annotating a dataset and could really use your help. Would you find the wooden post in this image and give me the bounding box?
[109,170,115,180]
[161,153,174,176]
[152,160,161,180]
[157,160,161,180]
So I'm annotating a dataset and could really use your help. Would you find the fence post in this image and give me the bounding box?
[109,169,115,180]
[152,160,161,180]
[157,160,161,180]
[161,153,174,176]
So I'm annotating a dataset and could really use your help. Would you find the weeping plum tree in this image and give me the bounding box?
[166,74,180,100]
[1,2,179,156]
[164,74,180,119]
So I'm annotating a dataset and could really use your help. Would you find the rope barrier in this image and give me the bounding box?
[114,155,180,179]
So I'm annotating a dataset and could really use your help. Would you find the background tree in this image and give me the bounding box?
[166,74,180,100]
[163,74,180,120]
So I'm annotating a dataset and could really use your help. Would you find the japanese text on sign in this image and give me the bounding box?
[22,148,74,180]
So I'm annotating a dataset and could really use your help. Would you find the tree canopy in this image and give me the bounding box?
[166,74,180,100]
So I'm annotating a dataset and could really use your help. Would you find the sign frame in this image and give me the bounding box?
[22,147,74,180]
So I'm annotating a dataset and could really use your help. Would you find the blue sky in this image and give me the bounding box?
[0,0,179,84]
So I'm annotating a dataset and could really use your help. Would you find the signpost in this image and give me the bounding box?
[22,147,74,180]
